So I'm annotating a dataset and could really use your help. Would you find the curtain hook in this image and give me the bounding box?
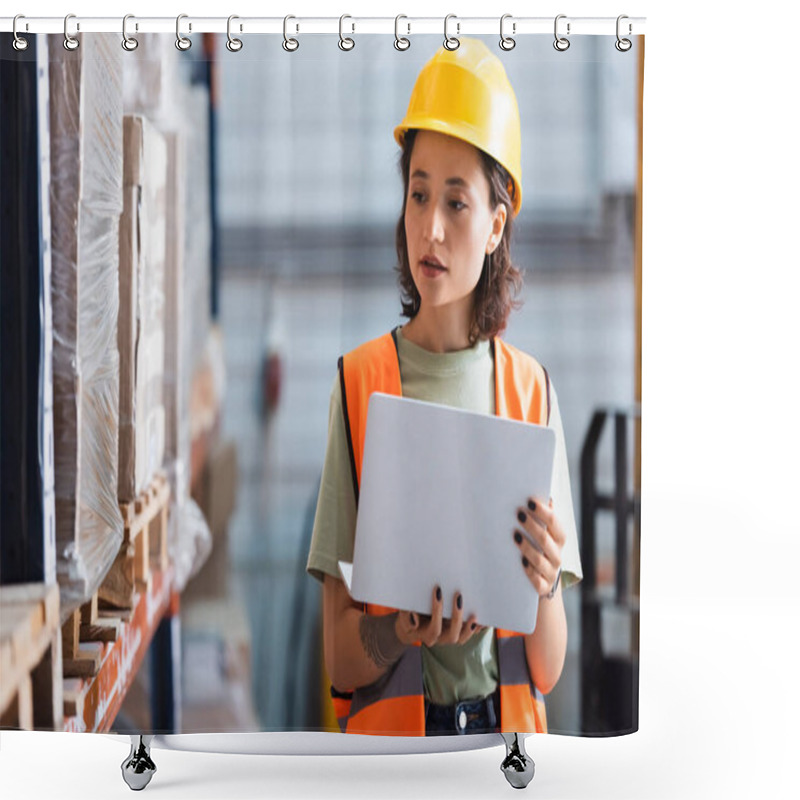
[339,14,355,51]
[499,14,516,51]
[122,14,139,51]
[227,15,243,52]
[175,13,192,51]
[283,15,299,52]
[63,13,80,51]
[444,14,460,51]
[615,15,632,52]
[12,14,29,51]
[394,14,410,51]
[554,14,570,51]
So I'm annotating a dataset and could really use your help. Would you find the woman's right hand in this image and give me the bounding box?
[394,585,485,647]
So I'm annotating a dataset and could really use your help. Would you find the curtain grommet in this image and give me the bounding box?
[444,14,460,51]
[63,13,80,51]
[122,14,138,51]
[226,14,243,52]
[175,13,192,51]
[554,14,570,52]
[283,15,299,52]
[394,14,410,51]
[499,14,516,51]
[615,15,632,52]
[339,14,355,51]
[12,14,29,51]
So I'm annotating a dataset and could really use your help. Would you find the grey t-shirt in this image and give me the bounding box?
[306,325,582,705]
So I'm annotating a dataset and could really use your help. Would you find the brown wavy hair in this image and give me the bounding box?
[395,129,523,345]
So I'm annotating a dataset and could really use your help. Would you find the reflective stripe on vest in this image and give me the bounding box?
[335,331,550,735]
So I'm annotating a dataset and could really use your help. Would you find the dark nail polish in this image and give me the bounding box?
[471,622,476,630]
[457,594,463,610]
[436,586,442,602]
[410,613,416,626]
[522,556,529,568]
[517,510,526,523]
[514,531,523,544]
[528,499,537,512]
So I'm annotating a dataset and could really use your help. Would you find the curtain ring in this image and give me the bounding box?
[394,14,410,51]
[122,14,138,51]
[615,15,632,52]
[283,15,299,52]
[227,15,243,52]
[499,14,516,51]
[63,13,79,51]
[12,15,29,51]
[339,14,355,51]
[444,14,460,51]
[553,14,570,51]
[175,14,192,51]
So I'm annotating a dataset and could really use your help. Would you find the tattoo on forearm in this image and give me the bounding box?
[359,612,405,669]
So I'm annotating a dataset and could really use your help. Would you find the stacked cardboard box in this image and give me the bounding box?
[118,115,167,502]
[121,47,213,595]
[48,33,125,611]
[121,33,180,123]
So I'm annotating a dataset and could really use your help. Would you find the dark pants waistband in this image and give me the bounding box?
[424,689,500,736]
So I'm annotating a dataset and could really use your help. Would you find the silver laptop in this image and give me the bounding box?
[339,392,556,635]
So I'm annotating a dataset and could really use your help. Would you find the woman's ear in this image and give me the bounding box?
[486,204,508,255]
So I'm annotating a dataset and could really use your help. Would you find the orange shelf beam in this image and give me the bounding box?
[63,565,174,733]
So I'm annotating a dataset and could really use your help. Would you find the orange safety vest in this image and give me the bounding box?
[331,329,551,736]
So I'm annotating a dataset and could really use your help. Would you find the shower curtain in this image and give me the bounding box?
[0,23,643,742]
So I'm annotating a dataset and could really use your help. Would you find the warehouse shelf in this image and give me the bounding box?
[0,583,63,730]
[63,564,175,733]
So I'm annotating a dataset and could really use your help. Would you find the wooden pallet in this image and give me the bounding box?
[60,593,133,703]
[98,472,170,610]
[62,565,174,732]
[60,592,125,680]
[59,472,170,689]
[0,583,64,731]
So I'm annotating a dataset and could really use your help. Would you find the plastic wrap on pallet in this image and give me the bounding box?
[171,493,214,594]
[164,127,211,592]
[37,42,58,584]
[47,33,124,609]
[119,56,213,590]
[171,83,213,589]
[121,33,181,121]
[118,114,167,501]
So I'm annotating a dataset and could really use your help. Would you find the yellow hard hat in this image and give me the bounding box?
[394,37,523,215]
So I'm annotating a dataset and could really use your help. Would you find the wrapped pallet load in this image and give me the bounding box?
[118,114,167,502]
[120,42,212,592]
[48,33,124,614]
[161,126,212,592]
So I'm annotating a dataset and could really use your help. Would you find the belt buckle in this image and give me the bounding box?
[455,698,484,733]
[455,702,469,733]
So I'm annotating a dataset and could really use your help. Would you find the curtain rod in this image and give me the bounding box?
[1,15,646,37]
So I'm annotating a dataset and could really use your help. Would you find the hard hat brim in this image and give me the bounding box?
[393,120,522,216]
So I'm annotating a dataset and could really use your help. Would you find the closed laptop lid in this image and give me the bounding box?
[345,392,555,635]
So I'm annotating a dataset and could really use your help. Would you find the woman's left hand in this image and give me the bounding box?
[513,497,566,598]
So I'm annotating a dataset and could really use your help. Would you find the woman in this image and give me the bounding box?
[307,38,582,736]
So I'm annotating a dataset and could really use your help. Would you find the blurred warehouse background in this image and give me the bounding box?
[211,33,641,735]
